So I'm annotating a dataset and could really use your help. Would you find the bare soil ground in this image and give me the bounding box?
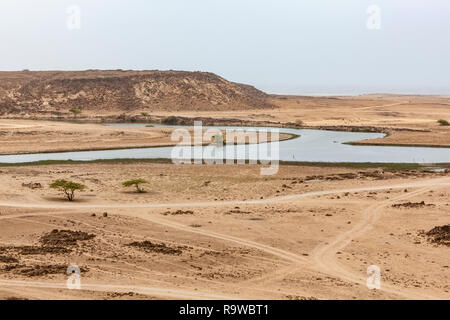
[0,93,449,300]
[0,120,291,155]
[0,163,449,300]
[117,94,449,147]
[2,94,450,148]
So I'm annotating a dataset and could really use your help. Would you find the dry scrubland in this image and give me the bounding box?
[0,70,449,300]
[0,163,449,300]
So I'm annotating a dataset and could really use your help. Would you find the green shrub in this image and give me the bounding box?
[69,108,82,118]
[161,116,178,125]
[122,179,149,193]
[438,119,449,126]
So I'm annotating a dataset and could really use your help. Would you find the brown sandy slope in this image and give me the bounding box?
[0,163,449,300]
[0,70,273,116]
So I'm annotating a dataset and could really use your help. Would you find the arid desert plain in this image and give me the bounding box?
[0,71,449,300]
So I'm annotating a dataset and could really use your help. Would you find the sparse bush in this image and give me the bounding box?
[438,119,449,126]
[161,116,178,125]
[141,112,149,117]
[69,108,82,118]
[122,179,149,193]
[49,179,86,201]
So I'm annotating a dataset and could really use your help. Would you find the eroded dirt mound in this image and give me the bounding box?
[0,70,273,115]
[16,245,71,255]
[422,225,450,246]
[21,182,42,189]
[226,208,252,214]
[127,241,182,255]
[39,229,96,247]
[0,230,94,258]
[3,264,88,277]
[392,201,435,208]
[0,229,95,278]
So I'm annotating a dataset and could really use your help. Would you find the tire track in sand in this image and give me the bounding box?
[0,279,236,300]
[1,177,449,299]
[311,185,450,300]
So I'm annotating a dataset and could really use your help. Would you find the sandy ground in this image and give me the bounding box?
[0,95,449,300]
[3,95,450,149]
[0,162,448,300]
[0,120,291,155]
[116,94,449,147]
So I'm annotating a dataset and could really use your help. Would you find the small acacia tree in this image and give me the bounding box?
[49,179,86,201]
[69,108,82,118]
[122,179,149,193]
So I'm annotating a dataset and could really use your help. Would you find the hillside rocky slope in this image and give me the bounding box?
[0,70,273,116]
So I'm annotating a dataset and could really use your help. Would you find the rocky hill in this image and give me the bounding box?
[0,70,273,116]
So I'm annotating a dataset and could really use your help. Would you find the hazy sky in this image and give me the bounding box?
[1,0,449,94]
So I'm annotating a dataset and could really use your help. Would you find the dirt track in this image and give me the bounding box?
[1,171,449,300]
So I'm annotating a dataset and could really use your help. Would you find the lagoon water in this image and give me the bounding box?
[0,125,449,164]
